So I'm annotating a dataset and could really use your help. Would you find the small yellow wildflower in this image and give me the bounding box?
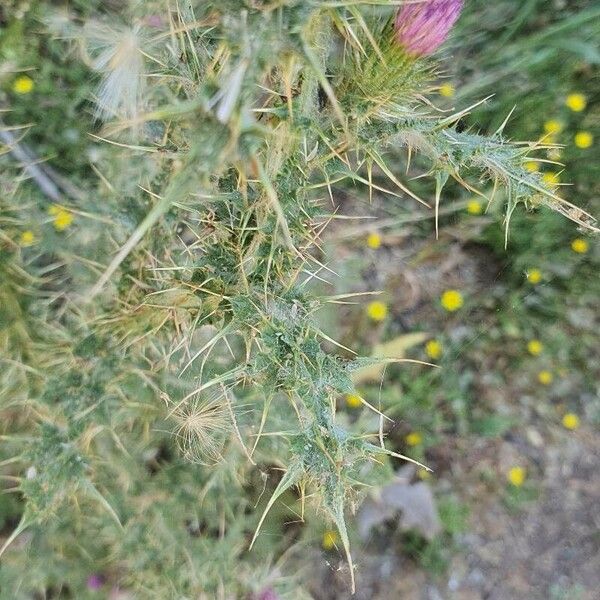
[322,529,339,550]
[345,394,362,409]
[507,466,526,487]
[19,230,36,247]
[405,432,423,447]
[439,83,455,98]
[366,301,388,322]
[466,199,483,215]
[543,172,560,186]
[524,161,539,173]
[543,120,563,135]
[565,93,586,112]
[538,370,553,385]
[562,413,580,431]
[526,269,542,284]
[48,204,74,231]
[54,210,74,231]
[571,238,589,254]
[366,232,382,249]
[440,289,463,312]
[527,340,543,356]
[425,339,442,360]
[574,131,593,149]
[12,75,34,94]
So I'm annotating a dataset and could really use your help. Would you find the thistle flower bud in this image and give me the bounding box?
[395,0,463,57]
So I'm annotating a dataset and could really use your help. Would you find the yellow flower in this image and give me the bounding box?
[48,204,74,231]
[527,340,543,356]
[345,394,362,409]
[54,210,74,231]
[12,75,34,94]
[322,529,339,550]
[405,432,423,447]
[542,172,560,186]
[507,466,526,487]
[524,161,539,173]
[439,83,455,98]
[571,238,589,254]
[537,370,553,385]
[466,199,483,215]
[440,289,463,312]
[19,230,36,247]
[425,339,442,360]
[543,120,563,135]
[562,413,580,431]
[526,269,542,284]
[565,93,586,112]
[366,232,382,249]
[574,131,593,149]
[366,301,388,322]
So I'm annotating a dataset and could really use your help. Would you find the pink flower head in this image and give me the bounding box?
[87,574,104,590]
[394,0,463,56]
[257,589,279,600]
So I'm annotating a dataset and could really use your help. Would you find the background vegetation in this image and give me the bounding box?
[1,1,598,599]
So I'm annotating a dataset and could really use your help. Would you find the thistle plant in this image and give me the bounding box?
[0,1,597,598]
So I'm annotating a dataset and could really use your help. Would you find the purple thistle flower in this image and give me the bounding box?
[87,574,104,590]
[394,0,464,57]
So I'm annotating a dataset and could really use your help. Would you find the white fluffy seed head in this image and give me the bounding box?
[164,391,232,465]
[84,22,145,122]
